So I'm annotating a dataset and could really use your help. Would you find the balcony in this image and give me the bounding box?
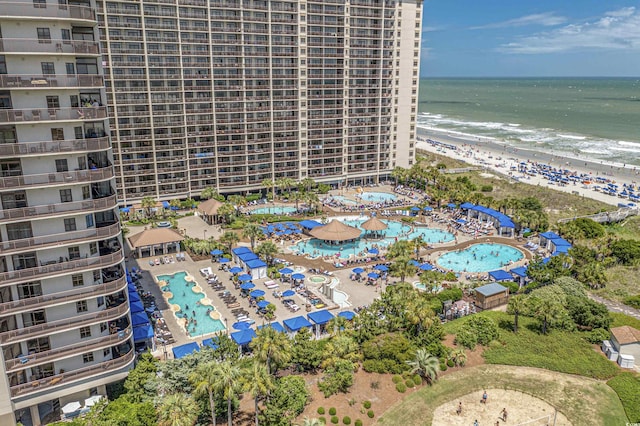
[0,301,130,345]
[0,166,114,191]
[1,38,100,55]
[0,194,116,224]
[0,74,104,90]
[0,3,96,21]
[0,136,110,158]
[0,249,123,287]
[0,275,127,316]
[0,222,121,255]
[10,349,135,398]
[0,107,107,124]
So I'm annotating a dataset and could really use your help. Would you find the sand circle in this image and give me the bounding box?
[432,389,571,426]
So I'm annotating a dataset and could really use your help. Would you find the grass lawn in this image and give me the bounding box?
[596,265,640,303]
[605,216,640,241]
[607,372,640,423]
[610,312,640,329]
[377,364,628,426]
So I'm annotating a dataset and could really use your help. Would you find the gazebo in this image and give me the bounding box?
[128,228,184,258]
[197,199,224,225]
[309,219,361,244]
[361,216,387,239]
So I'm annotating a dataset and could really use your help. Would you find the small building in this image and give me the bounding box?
[128,228,184,258]
[610,326,640,368]
[197,198,224,225]
[474,283,509,310]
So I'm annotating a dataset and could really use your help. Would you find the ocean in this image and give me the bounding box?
[417,78,640,166]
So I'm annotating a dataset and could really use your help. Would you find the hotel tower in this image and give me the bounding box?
[0,1,132,425]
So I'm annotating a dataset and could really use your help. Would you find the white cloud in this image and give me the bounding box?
[499,7,640,54]
[470,12,567,30]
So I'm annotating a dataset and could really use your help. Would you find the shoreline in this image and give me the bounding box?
[416,128,640,207]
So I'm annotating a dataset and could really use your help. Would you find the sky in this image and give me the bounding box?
[420,0,640,77]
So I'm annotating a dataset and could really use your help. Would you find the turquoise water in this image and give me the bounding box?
[157,272,226,336]
[251,206,297,215]
[330,195,357,205]
[435,243,523,273]
[292,218,454,258]
[359,192,398,202]
[418,78,640,166]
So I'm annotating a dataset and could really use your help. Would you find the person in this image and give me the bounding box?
[501,408,508,422]
[456,402,462,415]
[474,420,479,426]
[482,390,488,404]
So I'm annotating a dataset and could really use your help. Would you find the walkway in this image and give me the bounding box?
[589,294,640,320]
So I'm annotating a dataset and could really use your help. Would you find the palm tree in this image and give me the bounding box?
[290,191,303,211]
[390,256,416,284]
[243,361,273,426]
[250,326,292,374]
[388,240,412,259]
[243,223,263,251]
[412,235,426,261]
[326,315,349,337]
[213,361,243,426]
[255,241,279,266]
[405,299,434,336]
[406,349,439,385]
[141,196,157,218]
[304,191,320,214]
[219,231,240,253]
[449,348,467,367]
[217,202,236,224]
[261,178,275,201]
[157,393,198,426]
[227,195,247,216]
[190,362,219,426]
[301,177,316,193]
[506,294,527,334]
[280,177,296,195]
[391,166,407,186]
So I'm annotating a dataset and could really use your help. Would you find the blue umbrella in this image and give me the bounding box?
[291,273,305,281]
[352,267,364,274]
[219,258,230,263]
[423,206,433,211]
[279,267,293,274]
[250,289,266,298]
[420,263,433,271]
[368,272,379,279]
[232,322,250,330]
[338,311,356,320]
[409,259,420,266]
[257,300,270,309]
[282,289,295,297]
[374,265,388,272]
[210,249,224,255]
[229,266,243,274]
[368,248,379,255]
[239,274,253,282]
[240,282,255,290]
[410,206,421,211]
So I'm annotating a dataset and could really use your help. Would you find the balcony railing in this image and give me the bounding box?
[0,275,127,316]
[1,38,99,55]
[0,249,123,286]
[6,326,132,372]
[0,3,96,21]
[10,350,135,398]
[0,74,103,90]
[0,166,114,190]
[0,107,107,124]
[0,136,110,157]
[0,302,130,345]
[0,194,116,224]
[0,222,120,255]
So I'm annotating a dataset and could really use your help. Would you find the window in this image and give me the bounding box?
[0,56,7,74]
[1,191,27,210]
[80,326,91,338]
[76,300,88,313]
[82,352,94,363]
[12,252,37,269]
[61,28,70,42]
[17,281,42,299]
[72,274,84,287]
[66,63,75,75]
[37,28,51,43]
[85,214,94,227]
[23,310,46,327]
[82,185,90,200]
[42,62,55,75]
[55,159,68,172]
[64,218,76,232]
[59,189,72,203]
[46,96,60,109]
[97,296,104,307]
[68,246,80,260]
[6,222,32,240]
[33,0,46,7]
[51,128,64,141]
[78,156,86,170]
[27,337,50,354]
[100,322,107,333]
[89,242,98,255]
[0,159,21,177]
[103,348,110,357]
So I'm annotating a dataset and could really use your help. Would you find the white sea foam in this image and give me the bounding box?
[558,134,587,141]
[618,141,640,148]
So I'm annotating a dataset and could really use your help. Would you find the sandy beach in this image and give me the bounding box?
[416,128,640,207]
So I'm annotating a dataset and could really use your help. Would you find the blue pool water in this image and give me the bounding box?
[157,271,226,336]
[251,206,297,215]
[329,195,357,205]
[435,243,523,273]
[359,192,398,203]
[292,218,454,259]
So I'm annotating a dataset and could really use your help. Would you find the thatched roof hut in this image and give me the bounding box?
[309,220,361,241]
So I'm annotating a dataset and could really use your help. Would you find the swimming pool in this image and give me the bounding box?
[251,206,297,215]
[292,217,454,259]
[157,271,226,337]
[358,192,398,203]
[329,195,358,205]
[435,243,523,273]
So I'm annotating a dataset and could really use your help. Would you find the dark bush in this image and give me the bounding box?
[623,295,640,309]
[413,374,422,385]
[329,408,337,416]
[363,401,371,409]
[480,185,493,192]
[440,363,448,371]
[404,379,415,388]
[355,420,363,426]
[331,416,339,424]
[367,410,375,418]
[317,407,325,415]
[446,359,455,368]
[342,416,351,425]
[396,383,407,393]
[319,417,326,424]
[391,375,402,384]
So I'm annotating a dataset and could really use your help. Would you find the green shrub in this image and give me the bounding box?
[395,383,406,393]
[363,401,371,409]
[367,410,375,418]
[584,328,610,344]
[446,359,455,368]
[319,360,355,397]
[391,375,402,384]
[439,363,448,371]
[436,288,463,302]
[607,373,640,422]
[329,408,337,416]
[623,295,640,309]
[331,416,339,424]
[355,420,363,426]
[342,416,351,425]
[317,407,325,415]
[319,417,327,425]
[412,374,422,385]
[404,379,414,388]
[480,185,493,192]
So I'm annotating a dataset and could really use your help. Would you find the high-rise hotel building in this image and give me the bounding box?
[98,0,422,204]
[0,1,132,425]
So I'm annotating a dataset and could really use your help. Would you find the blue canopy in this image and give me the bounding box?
[232,321,251,330]
[279,267,293,274]
[420,263,434,271]
[282,289,295,297]
[460,202,475,209]
[128,292,141,303]
[230,266,243,274]
[162,201,170,208]
[552,246,570,255]
[374,264,388,272]
[510,266,528,278]
[239,274,253,281]
[462,203,515,228]
[249,289,266,298]
[238,253,259,262]
[540,231,561,239]
[130,300,145,313]
[201,338,219,350]
[368,248,379,255]
[131,312,150,327]
[246,259,267,269]
[257,322,285,333]
[307,309,335,325]
[338,311,356,320]
[423,206,433,211]
[541,257,551,264]
[232,247,253,255]
[352,267,364,274]
[368,272,379,279]
[172,342,200,359]
[283,315,312,332]
[299,220,323,229]
[210,249,224,255]
[133,324,154,342]
[291,273,305,280]
[411,206,421,211]
[120,207,130,213]
[447,203,457,208]
[409,259,420,266]
[488,270,513,282]
[551,238,572,247]
[257,300,270,309]
[240,282,255,290]
[127,283,137,292]
[219,258,230,263]
[231,328,257,345]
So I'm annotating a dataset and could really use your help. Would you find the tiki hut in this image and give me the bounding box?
[128,228,184,258]
[309,219,361,243]
[361,216,387,239]
[197,199,224,224]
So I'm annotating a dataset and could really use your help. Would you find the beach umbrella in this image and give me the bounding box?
[338,311,356,320]
[291,273,305,281]
[410,206,421,211]
[368,272,379,279]
[374,264,388,272]
[282,289,296,297]
[447,203,457,208]
[368,248,379,255]
[230,266,243,274]
[250,289,266,298]
[210,249,224,255]
[232,322,251,331]
[240,282,255,290]
[257,300,270,309]
[279,267,293,274]
[420,263,434,271]
[423,206,433,211]
[352,267,364,274]
[409,259,420,266]
[219,258,230,263]
[238,274,253,281]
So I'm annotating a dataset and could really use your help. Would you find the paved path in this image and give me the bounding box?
[589,293,640,320]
